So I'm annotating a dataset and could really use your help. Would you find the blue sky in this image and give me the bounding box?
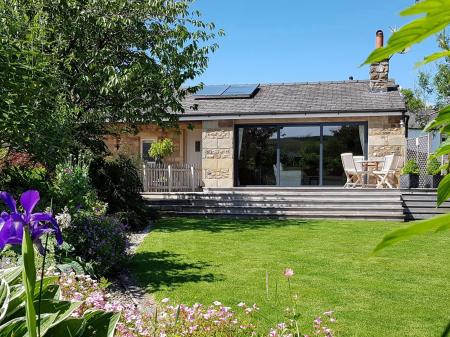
[189,0,438,90]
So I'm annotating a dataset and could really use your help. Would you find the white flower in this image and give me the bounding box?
[213,301,222,306]
[161,298,170,303]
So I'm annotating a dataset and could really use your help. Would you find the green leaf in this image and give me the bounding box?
[416,50,450,66]
[34,299,82,327]
[46,318,86,337]
[0,313,58,337]
[374,213,450,252]
[430,139,450,158]
[80,310,120,337]
[437,173,450,206]
[0,267,21,285]
[0,279,10,323]
[22,229,37,337]
[425,105,450,131]
[362,0,450,65]
[6,284,25,318]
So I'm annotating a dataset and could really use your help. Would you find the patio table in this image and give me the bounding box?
[355,159,385,187]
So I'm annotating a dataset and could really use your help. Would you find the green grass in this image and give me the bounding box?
[129,217,450,336]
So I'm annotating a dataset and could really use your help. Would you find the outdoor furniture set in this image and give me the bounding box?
[341,153,401,189]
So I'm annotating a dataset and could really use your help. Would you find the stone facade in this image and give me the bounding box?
[103,122,202,165]
[368,116,405,159]
[201,120,234,188]
[369,60,389,91]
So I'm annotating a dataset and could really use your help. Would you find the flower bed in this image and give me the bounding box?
[57,271,336,337]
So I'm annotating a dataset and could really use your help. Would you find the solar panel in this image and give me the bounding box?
[221,84,259,97]
[193,85,229,97]
[193,84,259,99]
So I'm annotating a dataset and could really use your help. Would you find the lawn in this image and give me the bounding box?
[129,217,450,336]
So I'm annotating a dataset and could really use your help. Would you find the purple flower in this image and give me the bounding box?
[0,190,62,254]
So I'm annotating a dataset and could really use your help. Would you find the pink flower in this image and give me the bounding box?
[283,268,294,278]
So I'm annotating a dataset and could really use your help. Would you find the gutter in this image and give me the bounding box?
[178,110,407,121]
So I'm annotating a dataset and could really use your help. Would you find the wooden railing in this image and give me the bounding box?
[140,163,202,192]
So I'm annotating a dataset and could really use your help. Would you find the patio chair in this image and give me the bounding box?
[372,154,396,188]
[341,153,364,188]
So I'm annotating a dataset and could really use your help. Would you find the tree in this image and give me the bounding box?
[0,0,223,165]
[0,3,74,166]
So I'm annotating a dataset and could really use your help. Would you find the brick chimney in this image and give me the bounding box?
[369,30,389,91]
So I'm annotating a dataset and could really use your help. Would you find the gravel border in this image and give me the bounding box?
[108,223,156,313]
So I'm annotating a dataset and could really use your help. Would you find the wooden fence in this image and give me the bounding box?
[140,163,202,192]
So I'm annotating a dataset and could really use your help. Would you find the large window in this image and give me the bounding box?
[236,123,367,186]
[323,125,366,185]
[236,127,277,185]
[279,126,320,186]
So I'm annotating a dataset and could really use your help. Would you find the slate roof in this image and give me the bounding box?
[180,80,406,118]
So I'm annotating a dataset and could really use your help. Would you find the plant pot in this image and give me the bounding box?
[400,174,419,189]
[423,174,442,188]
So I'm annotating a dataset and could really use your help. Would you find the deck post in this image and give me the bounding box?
[142,162,147,192]
[191,166,195,192]
[168,164,172,192]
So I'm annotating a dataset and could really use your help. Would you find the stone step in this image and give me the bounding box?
[402,201,450,208]
[405,213,439,220]
[150,200,403,209]
[160,210,404,221]
[404,207,450,214]
[153,204,404,212]
[142,194,401,202]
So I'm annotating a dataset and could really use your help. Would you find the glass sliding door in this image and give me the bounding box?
[279,126,320,186]
[322,124,366,185]
[236,126,278,185]
[235,123,367,187]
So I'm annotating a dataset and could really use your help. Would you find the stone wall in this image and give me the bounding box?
[103,122,201,164]
[368,116,405,159]
[202,120,234,188]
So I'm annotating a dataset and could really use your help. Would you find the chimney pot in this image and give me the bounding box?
[376,30,384,48]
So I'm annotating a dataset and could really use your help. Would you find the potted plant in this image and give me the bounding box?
[400,159,420,189]
[424,157,442,188]
[149,138,175,163]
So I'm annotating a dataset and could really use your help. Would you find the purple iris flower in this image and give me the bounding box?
[0,190,63,254]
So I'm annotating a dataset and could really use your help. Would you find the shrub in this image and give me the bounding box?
[401,159,420,175]
[427,157,441,175]
[51,154,105,213]
[149,138,174,162]
[0,152,50,202]
[64,211,128,276]
[89,155,155,230]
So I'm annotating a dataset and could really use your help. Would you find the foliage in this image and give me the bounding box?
[149,138,175,162]
[427,157,441,175]
[58,269,336,337]
[400,88,432,128]
[0,0,222,164]
[0,267,120,337]
[0,2,74,166]
[0,165,50,204]
[63,212,127,276]
[51,154,105,214]
[89,155,155,230]
[401,159,420,175]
